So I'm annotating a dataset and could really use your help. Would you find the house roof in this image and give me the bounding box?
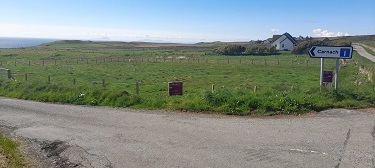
[322,38,330,42]
[282,32,298,44]
[272,35,282,43]
[271,33,298,45]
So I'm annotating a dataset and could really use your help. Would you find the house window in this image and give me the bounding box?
[282,44,284,48]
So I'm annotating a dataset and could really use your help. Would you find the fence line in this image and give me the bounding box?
[0,57,320,67]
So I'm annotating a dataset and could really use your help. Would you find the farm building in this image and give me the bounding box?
[271,32,298,51]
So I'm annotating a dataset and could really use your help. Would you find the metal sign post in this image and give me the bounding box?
[320,58,324,90]
[335,59,340,90]
[309,46,353,91]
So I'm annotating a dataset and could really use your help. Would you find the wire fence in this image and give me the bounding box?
[0,57,322,67]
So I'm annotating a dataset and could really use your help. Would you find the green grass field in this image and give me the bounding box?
[0,41,374,115]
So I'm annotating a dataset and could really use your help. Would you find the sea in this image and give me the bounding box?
[0,37,58,48]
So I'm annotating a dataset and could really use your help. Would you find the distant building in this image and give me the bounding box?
[322,38,330,43]
[262,39,272,44]
[271,32,298,51]
[296,35,304,41]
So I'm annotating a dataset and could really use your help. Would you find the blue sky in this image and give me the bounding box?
[0,0,374,43]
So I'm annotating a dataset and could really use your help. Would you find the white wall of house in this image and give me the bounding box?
[272,35,295,50]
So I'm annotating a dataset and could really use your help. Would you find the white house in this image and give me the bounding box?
[271,32,298,51]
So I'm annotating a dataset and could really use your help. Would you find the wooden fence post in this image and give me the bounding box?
[254,86,257,92]
[7,70,11,79]
[212,84,215,92]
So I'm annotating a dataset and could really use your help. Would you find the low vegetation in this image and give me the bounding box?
[0,133,26,167]
[213,44,278,55]
[292,40,352,55]
[0,39,374,115]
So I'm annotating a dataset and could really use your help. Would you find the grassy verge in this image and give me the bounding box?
[0,133,26,168]
[362,46,375,56]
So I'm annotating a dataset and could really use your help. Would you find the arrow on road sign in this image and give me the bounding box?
[309,47,316,57]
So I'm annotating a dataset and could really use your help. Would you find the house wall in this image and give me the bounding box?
[272,35,295,50]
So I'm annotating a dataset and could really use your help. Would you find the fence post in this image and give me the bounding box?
[48,75,51,83]
[212,84,215,92]
[254,86,257,92]
[102,79,105,87]
[7,70,11,79]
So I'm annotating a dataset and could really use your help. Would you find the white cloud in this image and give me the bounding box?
[312,28,350,37]
[271,28,279,33]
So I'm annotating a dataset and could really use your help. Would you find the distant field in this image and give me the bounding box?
[0,41,374,115]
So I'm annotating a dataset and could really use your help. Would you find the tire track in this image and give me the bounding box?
[335,128,351,168]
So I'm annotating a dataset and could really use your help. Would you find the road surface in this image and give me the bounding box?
[0,98,374,168]
[353,44,375,63]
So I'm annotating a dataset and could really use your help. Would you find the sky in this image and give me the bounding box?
[0,0,374,43]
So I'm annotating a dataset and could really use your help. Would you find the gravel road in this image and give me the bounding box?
[353,44,375,63]
[0,98,374,168]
